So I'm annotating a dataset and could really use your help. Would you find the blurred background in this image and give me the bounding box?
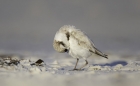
[0,0,140,56]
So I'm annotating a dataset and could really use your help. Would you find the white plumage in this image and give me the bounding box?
[53,25,108,70]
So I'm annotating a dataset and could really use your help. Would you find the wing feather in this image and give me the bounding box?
[70,28,108,59]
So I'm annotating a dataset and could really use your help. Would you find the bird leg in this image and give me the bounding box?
[74,58,79,70]
[70,58,79,71]
[70,59,88,71]
[78,60,88,70]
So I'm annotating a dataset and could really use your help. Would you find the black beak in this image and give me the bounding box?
[64,49,69,53]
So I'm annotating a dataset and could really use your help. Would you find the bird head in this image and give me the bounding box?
[53,40,68,53]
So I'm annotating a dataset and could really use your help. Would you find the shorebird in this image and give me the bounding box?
[53,25,108,70]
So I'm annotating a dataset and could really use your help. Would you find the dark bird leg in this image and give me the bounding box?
[70,58,79,71]
[74,58,79,70]
[70,59,88,71]
[78,60,88,70]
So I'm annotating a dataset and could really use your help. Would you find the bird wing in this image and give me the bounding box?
[70,29,94,50]
[91,46,108,59]
[71,29,108,59]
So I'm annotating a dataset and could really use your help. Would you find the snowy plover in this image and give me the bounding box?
[53,25,108,70]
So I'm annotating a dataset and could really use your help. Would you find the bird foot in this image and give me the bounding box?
[69,68,82,71]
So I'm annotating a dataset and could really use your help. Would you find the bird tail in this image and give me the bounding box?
[94,47,108,59]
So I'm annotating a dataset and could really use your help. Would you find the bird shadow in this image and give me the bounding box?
[93,60,128,67]
[60,61,128,71]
